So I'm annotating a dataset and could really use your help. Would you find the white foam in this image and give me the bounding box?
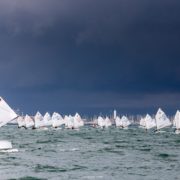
[0,149,19,153]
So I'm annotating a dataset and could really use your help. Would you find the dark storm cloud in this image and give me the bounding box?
[0,0,180,114]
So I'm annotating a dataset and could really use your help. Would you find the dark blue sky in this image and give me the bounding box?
[0,0,180,116]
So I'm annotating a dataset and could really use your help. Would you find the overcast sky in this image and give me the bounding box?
[0,0,180,116]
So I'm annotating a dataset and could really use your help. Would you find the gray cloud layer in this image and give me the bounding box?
[0,0,179,114]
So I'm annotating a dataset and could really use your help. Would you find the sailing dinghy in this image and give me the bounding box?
[43,112,52,127]
[104,117,112,128]
[24,114,34,129]
[174,110,180,134]
[139,117,146,128]
[52,112,65,128]
[121,116,131,129]
[34,111,44,129]
[144,114,156,130]
[115,116,131,129]
[0,97,18,151]
[97,116,105,128]
[17,116,25,128]
[115,116,122,127]
[155,108,171,132]
[73,113,84,129]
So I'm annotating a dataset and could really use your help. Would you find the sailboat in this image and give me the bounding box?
[115,116,130,128]
[43,112,52,127]
[34,111,44,129]
[174,110,180,134]
[24,114,34,129]
[144,114,156,130]
[52,112,64,128]
[104,117,112,128]
[155,108,171,132]
[120,116,131,129]
[139,117,146,128]
[73,113,84,129]
[17,116,26,128]
[115,116,122,127]
[65,115,74,129]
[0,97,18,151]
[97,116,105,128]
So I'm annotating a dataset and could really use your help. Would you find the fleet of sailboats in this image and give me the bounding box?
[115,115,131,129]
[1,96,180,151]
[3,105,180,132]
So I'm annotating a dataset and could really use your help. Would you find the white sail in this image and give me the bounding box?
[66,115,74,129]
[24,115,34,129]
[64,115,69,127]
[17,116,26,128]
[104,117,112,128]
[174,110,180,130]
[97,116,105,128]
[34,111,44,128]
[139,117,146,128]
[115,116,122,127]
[144,114,156,129]
[121,116,131,128]
[52,112,64,128]
[0,97,18,127]
[155,108,171,130]
[73,113,84,128]
[43,112,52,127]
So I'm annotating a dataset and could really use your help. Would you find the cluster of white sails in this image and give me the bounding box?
[17,112,84,129]
[8,108,180,134]
[1,96,180,150]
[95,108,180,134]
[1,100,179,134]
[93,115,131,129]
[139,108,172,130]
[0,96,180,133]
[139,108,180,134]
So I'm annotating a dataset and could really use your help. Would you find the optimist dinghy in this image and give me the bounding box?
[97,116,105,128]
[24,114,34,129]
[139,117,146,128]
[73,113,84,129]
[115,116,130,129]
[0,97,18,151]
[144,114,156,130]
[104,117,112,128]
[17,116,25,128]
[52,112,64,128]
[174,110,180,134]
[155,108,171,132]
[43,112,52,127]
[34,111,44,129]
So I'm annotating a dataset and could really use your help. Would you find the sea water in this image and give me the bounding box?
[0,125,180,180]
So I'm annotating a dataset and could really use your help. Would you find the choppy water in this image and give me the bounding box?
[0,125,180,180]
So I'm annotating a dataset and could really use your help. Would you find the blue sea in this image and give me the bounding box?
[0,125,180,180]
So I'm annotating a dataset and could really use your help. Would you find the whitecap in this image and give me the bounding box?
[0,149,19,153]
